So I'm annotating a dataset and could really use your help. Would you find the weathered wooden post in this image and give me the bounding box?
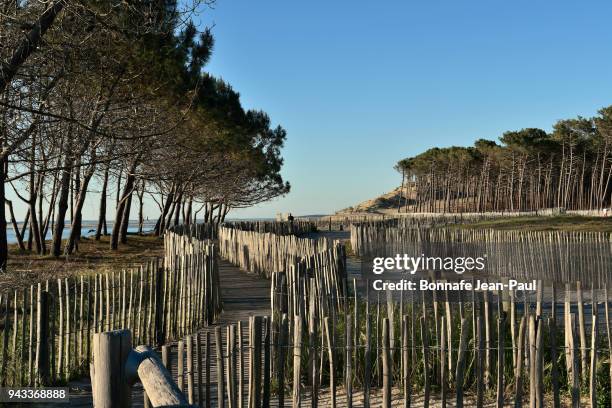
[216,326,225,408]
[440,317,447,408]
[249,316,262,408]
[238,321,245,408]
[497,314,505,408]
[92,330,133,408]
[206,331,211,408]
[178,339,185,391]
[402,314,411,408]
[262,318,271,408]
[455,317,468,408]
[419,318,431,408]
[589,315,597,408]
[292,316,302,408]
[514,316,526,408]
[187,336,195,404]
[345,313,353,408]
[227,326,236,408]
[476,315,483,408]
[382,318,391,408]
[364,312,371,408]
[528,316,536,408]
[35,290,51,386]
[277,314,288,408]
[128,345,191,407]
[92,330,192,408]
[535,317,544,408]
[569,314,580,408]
[548,318,560,408]
[324,316,336,408]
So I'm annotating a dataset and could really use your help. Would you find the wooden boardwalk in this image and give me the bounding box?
[44,233,534,408]
[44,259,270,407]
[216,259,271,323]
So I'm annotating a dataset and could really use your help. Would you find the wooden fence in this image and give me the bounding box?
[167,220,318,241]
[167,222,219,240]
[218,222,347,336]
[91,329,190,408]
[306,209,570,225]
[350,224,612,287]
[150,220,612,407]
[269,243,346,332]
[0,236,221,387]
[302,212,539,232]
[218,225,343,278]
[223,220,317,235]
[157,278,612,408]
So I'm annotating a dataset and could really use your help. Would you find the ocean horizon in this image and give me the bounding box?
[4,217,285,244]
[5,220,157,244]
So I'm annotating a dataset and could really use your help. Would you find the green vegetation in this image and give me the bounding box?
[396,112,612,213]
[452,215,612,233]
[0,1,290,271]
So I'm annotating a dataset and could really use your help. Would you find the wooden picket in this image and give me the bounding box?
[0,234,221,386]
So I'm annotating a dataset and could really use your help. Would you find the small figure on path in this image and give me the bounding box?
[288,213,294,233]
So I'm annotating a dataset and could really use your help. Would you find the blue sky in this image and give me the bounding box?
[192,0,612,218]
[10,1,612,221]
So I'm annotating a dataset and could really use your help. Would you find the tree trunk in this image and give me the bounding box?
[72,163,82,242]
[110,163,136,250]
[398,169,405,213]
[184,196,192,225]
[4,200,24,251]
[221,204,230,222]
[137,181,145,234]
[119,192,132,244]
[154,187,174,236]
[0,1,65,93]
[65,165,96,254]
[28,184,42,254]
[173,192,182,227]
[42,180,59,241]
[116,169,122,207]
[0,156,9,270]
[203,202,210,223]
[37,174,47,253]
[95,166,109,240]
[214,203,225,229]
[51,151,73,257]
[20,210,29,241]
[163,192,179,231]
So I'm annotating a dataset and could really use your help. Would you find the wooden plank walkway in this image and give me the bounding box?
[216,259,271,323]
[41,259,270,407]
[42,236,529,407]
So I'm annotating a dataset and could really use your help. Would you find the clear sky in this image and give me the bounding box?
[9,0,612,221]
[193,0,612,218]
